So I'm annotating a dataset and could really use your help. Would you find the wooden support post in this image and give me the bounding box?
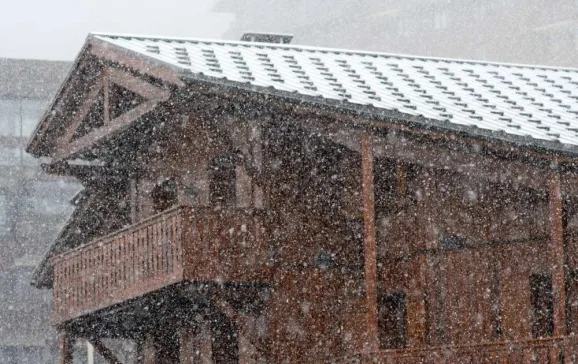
[198,322,213,363]
[549,171,567,336]
[250,121,264,209]
[396,162,408,205]
[88,339,122,364]
[136,335,156,364]
[179,326,196,364]
[135,337,145,364]
[59,331,74,364]
[361,133,379,352]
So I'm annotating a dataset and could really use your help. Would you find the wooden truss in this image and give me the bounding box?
[55,67,170,160]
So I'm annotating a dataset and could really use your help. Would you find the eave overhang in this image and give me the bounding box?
[26,34,185,160]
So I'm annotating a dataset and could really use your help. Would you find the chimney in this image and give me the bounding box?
[240,32,293,44]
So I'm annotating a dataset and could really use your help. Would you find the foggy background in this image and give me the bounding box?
[2,0,578,67]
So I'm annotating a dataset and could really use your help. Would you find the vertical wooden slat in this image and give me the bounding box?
[117,236,122,289]
[68,255,74,312]
[109,241,114,298]
[115,238,120,291]
[160,220,166,275]
[111,239,117,295]
[549,171,567,336]
[177,209,185,272]
[157,221,162,275]
[361,132,379,352]
[127,232,134,288]
[89,248,94,307]
[210,215,218,279]
[121,237,125,288]
[147,224,153,279]
[152,222,157,277]
[98,244,103,306]
[59,331,74,364]
[72,254,78,312]
[83,250,88,311]
[53,262,60,318]
[141,224,147,281]
[137,228,143,283]
[106,242,111,300]
[168,216,174,274]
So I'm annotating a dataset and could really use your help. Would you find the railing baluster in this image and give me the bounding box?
[167,216,173,274]
[156,220,162,276]
[160,220,165,275]
[146,224,152,280]
[111,239,116,297]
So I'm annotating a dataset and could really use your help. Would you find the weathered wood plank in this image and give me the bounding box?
[361,133,379,352]
[549,171,567,336]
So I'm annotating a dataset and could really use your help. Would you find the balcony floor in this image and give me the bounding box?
[59,281,270,340]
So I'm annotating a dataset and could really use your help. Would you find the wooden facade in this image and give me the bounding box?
[27,35,578,363]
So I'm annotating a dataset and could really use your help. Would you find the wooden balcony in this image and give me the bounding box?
[332,336,578,363]
[51,206,271,324]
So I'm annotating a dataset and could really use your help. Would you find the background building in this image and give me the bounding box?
[214,0,578,67]
[0,58,79,363]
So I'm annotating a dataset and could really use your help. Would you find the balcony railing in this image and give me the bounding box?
[332,336,578,363]
[51,206,270,323]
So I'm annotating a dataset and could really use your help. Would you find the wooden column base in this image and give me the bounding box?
[59,331,74,364]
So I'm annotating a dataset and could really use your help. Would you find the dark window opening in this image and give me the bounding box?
[209,155,236,208]
[151,178,178,213]
[439,234,468,251]
[378,292,407,349]
[531,273,554,338]
[316,250,336,269]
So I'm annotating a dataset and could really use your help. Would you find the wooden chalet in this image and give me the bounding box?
[26,32,578,363]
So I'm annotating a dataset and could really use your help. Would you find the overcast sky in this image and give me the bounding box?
[0,0,232,61]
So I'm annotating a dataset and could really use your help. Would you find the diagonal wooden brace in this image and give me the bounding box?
[88,339,123,364]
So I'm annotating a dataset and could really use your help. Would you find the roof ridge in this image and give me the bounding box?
[90,32,578,73]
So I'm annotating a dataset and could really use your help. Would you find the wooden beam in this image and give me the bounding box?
[88,339,122,364]
[59,331,74,364]
[89,38,185,87]
[290,110,578,197]
[60,79,104,146]
[293,116,548,193]
[54,99,160,161]
[103,70,110,125]
[549,171,567,336]
[373,133,549,192]
[396,161,408,207]
[361,133,379,352]
[28,50,97,156]
[108,68,171,100]
[54,67,171,161]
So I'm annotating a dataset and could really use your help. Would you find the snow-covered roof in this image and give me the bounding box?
[93,33,578,149]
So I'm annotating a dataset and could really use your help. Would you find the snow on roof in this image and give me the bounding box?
[93,33,578,148]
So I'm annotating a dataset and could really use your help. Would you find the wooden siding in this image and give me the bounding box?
[331,336,578,363]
